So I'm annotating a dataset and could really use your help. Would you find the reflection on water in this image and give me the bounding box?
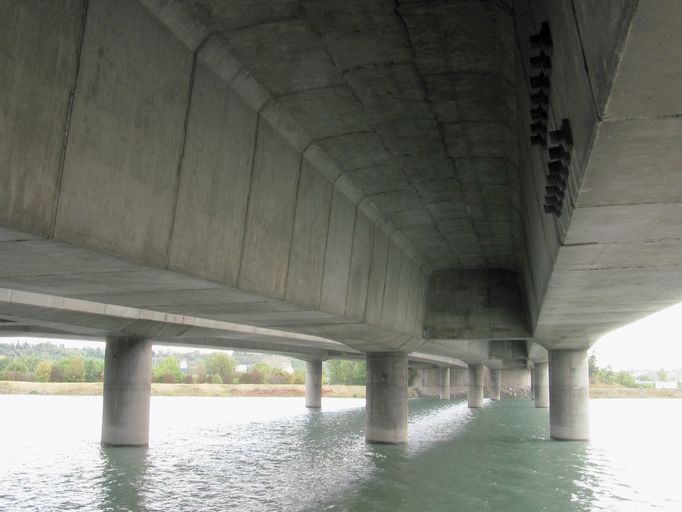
[100,447,148,512]
[0,395,680,511]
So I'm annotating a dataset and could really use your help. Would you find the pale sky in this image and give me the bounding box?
[2,302,681,371]
[590,302,682,371]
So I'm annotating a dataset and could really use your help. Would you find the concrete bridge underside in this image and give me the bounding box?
[2,0,681,443]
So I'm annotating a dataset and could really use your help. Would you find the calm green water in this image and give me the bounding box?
[0,396,680,511]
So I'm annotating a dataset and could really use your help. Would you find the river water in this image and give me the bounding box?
[0,396,680,511]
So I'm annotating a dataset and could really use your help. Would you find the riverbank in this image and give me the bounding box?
[2,381,680,399]
[0,381,367,398]
[590,387,682,398]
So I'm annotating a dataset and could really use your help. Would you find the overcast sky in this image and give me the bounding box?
[590,301,682,371]
[2,301,681,370]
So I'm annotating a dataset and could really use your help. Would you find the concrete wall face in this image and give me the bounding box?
[0,0,429,349]
[286,158,333,309]
[0,0,84,236]
[238,119,300,299]
[381,240,403,329]
[320,189,356,316]
[514,0,638,341]
[425,269,529,339]
[345,212,374,320]
[168,59,258,285]
[55,0,193,268]
[364,228,390,326]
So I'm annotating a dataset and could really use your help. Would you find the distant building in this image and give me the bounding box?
[180,359,188,373]
[236,364,250,374]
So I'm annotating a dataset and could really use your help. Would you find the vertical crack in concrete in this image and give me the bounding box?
[569,0,602,122]
[165,31,218,270]
[342,201,360,317]
[361,223,379,323]
[235,114,262,288]
[282,152,304,301]
[316,174,338,309]
[51,0,90,240]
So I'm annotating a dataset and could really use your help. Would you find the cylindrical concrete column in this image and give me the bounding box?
[102,336,152,446]
[439,367,451,399]
[305,360,322,409]
[468,363,484,408]
[365,352,408,444]
[489,369,501,400]
[549,349,589,440]
[529,365,535,400]
[534,362,549,408]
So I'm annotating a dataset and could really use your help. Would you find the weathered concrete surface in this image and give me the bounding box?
[468,364,484,408]
[0,0,436,357]
[549,350,589,441]
[514,0,682,351]
[55,0,193,268]
[101,336,152,446]
[168,58,257,285]
[439,367,450,400]
[365,352,408,444]
[425,270,529,340]
[0,0,85,237]
[305,360,322,409]
[489,369,501,401]
[534,362,549,408]
[2,0,679,385]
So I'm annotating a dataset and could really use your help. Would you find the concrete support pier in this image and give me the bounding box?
[305,360,322,409]
[534,362,549,408]
[366,352,408,444]
[468,364,484,408]
[439,367,451,399]
[549,350,589,440]
[489,369,501,400]
[102,336,152,446]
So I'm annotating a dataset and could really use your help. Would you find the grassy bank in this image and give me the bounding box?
[0,381,366,398]
[590,387,682,399]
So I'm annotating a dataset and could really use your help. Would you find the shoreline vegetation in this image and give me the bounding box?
[1,381,680,399]
[0,381,368,398]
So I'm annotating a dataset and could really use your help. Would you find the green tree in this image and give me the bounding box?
[62,356,85,382]
[615,371,636,388]
[205,353,235,384]
[84,359,104,382]
[657,369,670,382]
[35,360,53,382]
[588,353,598,383]
[289,370,305,385]
[211,374,223,384]
[153,356,182,383]
[1,358,32,381]
[326,360,366,385]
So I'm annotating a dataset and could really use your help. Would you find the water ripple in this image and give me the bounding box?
[0,396,680,511]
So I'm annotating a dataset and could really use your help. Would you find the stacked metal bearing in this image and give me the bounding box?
[529,22,552,147]
[544,120,573,216]
[528,23,573,217]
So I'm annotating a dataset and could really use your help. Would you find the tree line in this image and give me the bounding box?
[0,342,369,385]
